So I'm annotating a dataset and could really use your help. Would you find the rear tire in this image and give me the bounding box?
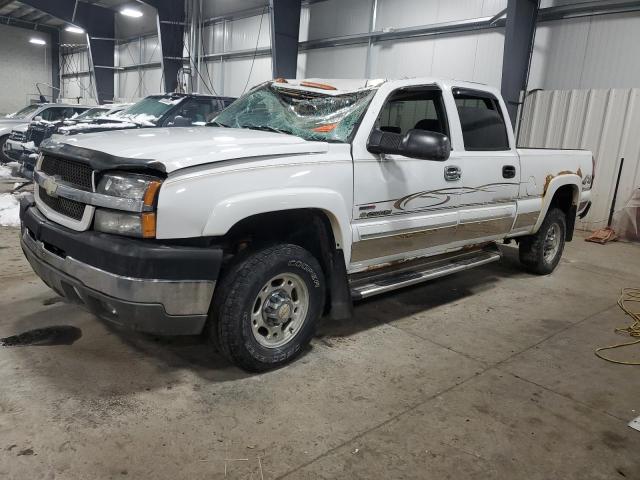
[210,243,325,372]
[519,207,566,275]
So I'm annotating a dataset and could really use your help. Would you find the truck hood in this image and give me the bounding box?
[0,119,27,135]
[48,127,329,173]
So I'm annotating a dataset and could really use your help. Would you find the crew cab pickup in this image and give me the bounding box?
[19,78,594,371]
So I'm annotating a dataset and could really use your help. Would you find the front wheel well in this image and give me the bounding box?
[218,209,352,320]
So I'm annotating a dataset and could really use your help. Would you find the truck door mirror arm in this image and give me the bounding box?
[367,128,451,161]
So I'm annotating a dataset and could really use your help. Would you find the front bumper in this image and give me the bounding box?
[20,197,222,335]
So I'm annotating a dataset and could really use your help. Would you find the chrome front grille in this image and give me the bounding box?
[38,186,85,220]
[35,155,95,227]
[41,155,93,191]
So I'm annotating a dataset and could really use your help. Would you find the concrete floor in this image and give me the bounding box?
[1,224,639,480]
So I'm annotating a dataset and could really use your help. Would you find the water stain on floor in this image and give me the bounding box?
[0,325,82,347]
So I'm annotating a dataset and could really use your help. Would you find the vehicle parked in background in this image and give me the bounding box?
[0,103,86,163]
[56,93,235,136]
[19,78,594,372]
[7,104,131,178]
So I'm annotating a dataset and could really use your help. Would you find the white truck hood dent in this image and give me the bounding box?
[55,127,329,173]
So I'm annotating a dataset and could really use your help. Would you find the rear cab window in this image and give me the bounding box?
[452,88,510,151]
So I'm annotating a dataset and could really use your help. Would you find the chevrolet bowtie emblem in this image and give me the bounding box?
[43,176,59,198]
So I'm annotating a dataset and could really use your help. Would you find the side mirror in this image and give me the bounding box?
[367,128,451,161]
[34,116,43,122]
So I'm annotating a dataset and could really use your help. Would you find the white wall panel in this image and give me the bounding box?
[61,76,94,104]
[529,12,640,90]
[117,71,143,101]
[223,56,272,97]
[143,36,161,63]
[142,68,164,96]
[369,29,503,87]
[519,88,640,232]
[371,37,437,79]
[117,41,142,67]
[225,12,271,51]
[301,0,504,86]
[62,51,89,74]
[203,22,226,54]
[302,45,368,79]
[204,61,225,96]
[375,0,506,30]
[303,0,372,41]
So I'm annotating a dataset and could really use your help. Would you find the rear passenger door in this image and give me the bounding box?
[449,88,520,243]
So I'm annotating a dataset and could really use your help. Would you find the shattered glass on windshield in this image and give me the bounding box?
[212,84,377,142]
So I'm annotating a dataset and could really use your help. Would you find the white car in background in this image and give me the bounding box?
[0,103,80,163]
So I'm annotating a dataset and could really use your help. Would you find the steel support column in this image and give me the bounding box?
[20,0,115,104]
[500,0,539,128]
[269,0,301,79]
[50,28,60,102]
[141,0,185,93]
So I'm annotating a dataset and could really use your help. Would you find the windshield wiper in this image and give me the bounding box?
[243,125,296,136]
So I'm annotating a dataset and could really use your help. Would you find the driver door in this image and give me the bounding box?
[350,86,460,270]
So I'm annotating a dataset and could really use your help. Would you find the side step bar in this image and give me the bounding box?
[350,245,501,300]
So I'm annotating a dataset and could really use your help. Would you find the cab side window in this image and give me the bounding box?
[453,89,509,151]
[375,88,448,137]
[167,98,229,125]
[40,107,67,122]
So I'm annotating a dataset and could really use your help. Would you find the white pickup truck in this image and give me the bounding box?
[19,77,593,371]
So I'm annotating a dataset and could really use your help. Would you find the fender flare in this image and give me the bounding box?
[201,187,352,259]
[533,174,581,232]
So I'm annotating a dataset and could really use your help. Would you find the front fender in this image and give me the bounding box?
[533,174,581,232]
[202,187,352,256]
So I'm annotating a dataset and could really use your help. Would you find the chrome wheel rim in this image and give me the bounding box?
[543,223,561,263]
[250,273,309,349]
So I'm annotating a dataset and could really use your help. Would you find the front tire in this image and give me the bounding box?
[211,244,325,372]
[519,207,566,275]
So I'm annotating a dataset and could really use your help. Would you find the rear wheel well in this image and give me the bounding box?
[549,184,578,241]
[218,209,352,320]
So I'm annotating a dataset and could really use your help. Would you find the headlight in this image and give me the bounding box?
[582,174,593,191]
[97,172,161,203]
[94,209,157,238]
[94,172,162,238]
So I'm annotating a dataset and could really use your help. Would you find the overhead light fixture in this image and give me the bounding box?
[29,38,46,45]
[65,25,85,34]
[120,7,143,17]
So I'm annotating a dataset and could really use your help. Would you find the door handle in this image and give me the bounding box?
[444,165,461,181]
[502,165,516,179]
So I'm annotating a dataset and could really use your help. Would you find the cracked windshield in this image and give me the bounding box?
[212,83,377,142]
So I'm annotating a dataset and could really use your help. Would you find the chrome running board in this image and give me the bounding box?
[349,244,501,300]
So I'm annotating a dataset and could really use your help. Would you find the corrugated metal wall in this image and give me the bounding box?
[518,88,640,231]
